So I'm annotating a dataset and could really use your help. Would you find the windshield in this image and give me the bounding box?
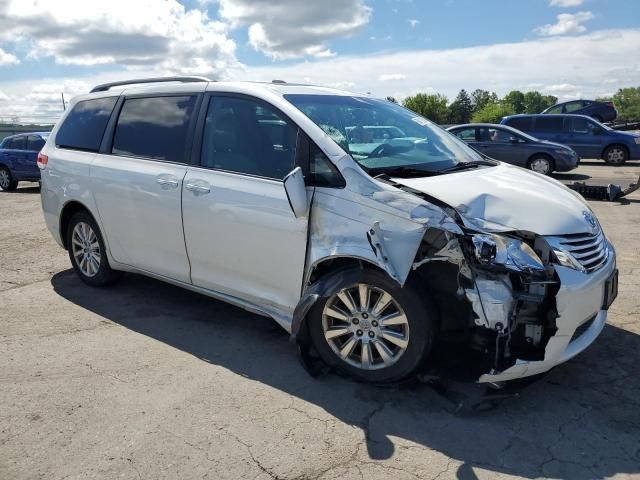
[284,94,488,175]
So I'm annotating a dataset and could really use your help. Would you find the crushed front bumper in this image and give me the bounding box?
[478,241,616,383]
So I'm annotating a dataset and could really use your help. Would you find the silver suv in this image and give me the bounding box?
[40,77,618,384]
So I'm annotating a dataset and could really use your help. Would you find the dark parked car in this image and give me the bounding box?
[0,132,48,191]
[447,123,578,175]
[501,114,640,165]
[542,99,617,123]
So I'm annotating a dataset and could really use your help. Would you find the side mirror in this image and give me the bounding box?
[592,126,604,135]
[283,166,309,218]
[509,137,519,143]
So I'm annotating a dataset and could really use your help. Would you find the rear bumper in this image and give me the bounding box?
[478,241,616,383]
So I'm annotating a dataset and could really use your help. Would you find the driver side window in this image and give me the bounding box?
[201,96,298,180]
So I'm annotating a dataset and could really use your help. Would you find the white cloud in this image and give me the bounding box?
[379,73,407,81]
[0,0,238,76]
[219,0,371,60]
[549,0,584,7]
[0,47,19,66]
[408,19,420,28]
[536,11,594,36]
[240,29,640,102]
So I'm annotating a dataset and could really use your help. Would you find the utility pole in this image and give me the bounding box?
[61,92,66,111]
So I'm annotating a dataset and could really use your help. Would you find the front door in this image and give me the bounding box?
[563,116,603,159]
[182,94,308,314]
[91,94,198,283]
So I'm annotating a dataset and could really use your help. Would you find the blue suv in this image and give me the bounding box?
[501,114,640,165]
[0,132,48,191]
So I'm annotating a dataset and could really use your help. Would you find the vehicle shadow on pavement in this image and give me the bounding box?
[51,270,640,480]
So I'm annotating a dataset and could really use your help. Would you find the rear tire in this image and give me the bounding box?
[308,268,435,383]
[66,211,123,287]
[528,155,554,175]
[0,166,18,191]
[603,145,628,165]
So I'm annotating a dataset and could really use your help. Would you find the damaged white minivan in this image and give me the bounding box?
[40,77,618,384]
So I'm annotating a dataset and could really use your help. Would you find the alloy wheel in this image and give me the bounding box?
[71,222,101,277]
[0,169,10,189]
[322,283,410,370]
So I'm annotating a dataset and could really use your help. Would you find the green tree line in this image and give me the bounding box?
[400,87,640,125]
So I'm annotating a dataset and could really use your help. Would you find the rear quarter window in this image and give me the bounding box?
[56,97,118,152]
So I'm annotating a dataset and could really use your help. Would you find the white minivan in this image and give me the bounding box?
[39,77,618,384]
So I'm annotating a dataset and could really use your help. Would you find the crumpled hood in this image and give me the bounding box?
[392,163,593,235]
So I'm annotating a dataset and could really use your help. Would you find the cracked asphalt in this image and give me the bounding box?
[1,163,639,480]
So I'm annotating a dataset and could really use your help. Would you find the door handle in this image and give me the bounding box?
[156,177,179,188]
[185,182,210,194]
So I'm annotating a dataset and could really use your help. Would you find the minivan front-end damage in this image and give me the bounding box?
[293,165,613,383]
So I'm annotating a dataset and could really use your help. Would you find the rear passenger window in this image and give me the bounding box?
[56,97,117,152]
[564,101,583,113]
[453,128,476,141]
[506,117,532,132]
[27,135,45,151]
[201,96,297,180]
[534,117,564,132]
[112,96,196,163]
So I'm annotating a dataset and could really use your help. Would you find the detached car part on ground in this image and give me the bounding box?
[40,79,617,386]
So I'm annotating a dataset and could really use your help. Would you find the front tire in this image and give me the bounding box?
[66,211,122,287]
[528,155,553,175]
[603,145,628,165]
[0,166,18,191]
[308,268,435,383]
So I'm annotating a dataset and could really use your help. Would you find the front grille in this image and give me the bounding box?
[570,315,596,342]
[557,230,608,272]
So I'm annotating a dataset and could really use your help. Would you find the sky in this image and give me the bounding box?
[0,0,639,121]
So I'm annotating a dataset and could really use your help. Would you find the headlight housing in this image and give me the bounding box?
[471,234,545,273]
[634,137,640,145]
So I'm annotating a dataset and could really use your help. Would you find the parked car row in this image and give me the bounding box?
[447,113,640,174]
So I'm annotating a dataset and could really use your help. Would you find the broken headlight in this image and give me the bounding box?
[471,234,545,273]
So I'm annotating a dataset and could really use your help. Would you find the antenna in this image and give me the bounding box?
[61,92,66,111]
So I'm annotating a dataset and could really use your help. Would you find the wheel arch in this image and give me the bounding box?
[59,200,98,250]
[602,143,629,159]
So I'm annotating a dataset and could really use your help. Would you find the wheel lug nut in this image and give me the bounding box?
[356,329,363,336]
[368,331,375,338]
[362,313,369,319]
[372,321,378,327]
[352,318,359,325]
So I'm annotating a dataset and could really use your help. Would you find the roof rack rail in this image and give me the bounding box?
[90,76,212,93]
[271,79,286,84]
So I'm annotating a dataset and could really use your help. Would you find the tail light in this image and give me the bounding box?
[37,152,48,169]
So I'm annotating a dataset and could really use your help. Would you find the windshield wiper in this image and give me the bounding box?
[435,159,496,173]
[368,166,438,178]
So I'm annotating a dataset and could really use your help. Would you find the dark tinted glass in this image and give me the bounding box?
[6,136,26,149]
[201,96,297,179]
[309,143,344,187]
[534,117,564,132]
[56,97,117,151]
[112,96,196,162]
[506,117,532,131]
[27,135,45,151]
